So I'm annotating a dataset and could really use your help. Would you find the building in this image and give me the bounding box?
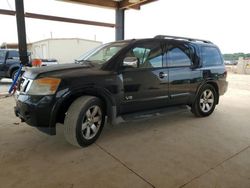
[1,38,102,64]
[1,43,19,49]
[29,38,102,64]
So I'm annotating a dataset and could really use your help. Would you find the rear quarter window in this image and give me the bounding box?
[201,47,223,66]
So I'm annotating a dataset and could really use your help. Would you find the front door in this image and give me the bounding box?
[120,41,169,114]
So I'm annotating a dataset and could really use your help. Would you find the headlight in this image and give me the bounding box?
[27,77,61,95]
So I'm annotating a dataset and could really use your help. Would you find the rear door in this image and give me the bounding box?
[166,42,201,105]
[120,41,169,114]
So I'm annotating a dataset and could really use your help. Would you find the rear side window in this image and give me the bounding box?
[202,47,222,66]
[166,46,192,67]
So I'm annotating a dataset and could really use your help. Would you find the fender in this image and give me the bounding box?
[49,85,118,130]
[192,79,219,106]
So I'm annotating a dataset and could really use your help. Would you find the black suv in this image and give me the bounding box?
[0,49,31,80]
[14,35,228,147]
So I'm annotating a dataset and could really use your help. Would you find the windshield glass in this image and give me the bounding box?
[0,50,6,61]
[76,42,129,65]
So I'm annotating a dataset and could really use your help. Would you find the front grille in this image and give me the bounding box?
[18,77,32,93]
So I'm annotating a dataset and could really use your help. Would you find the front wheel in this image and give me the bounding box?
[191,84,218,117]
[64,96,105,147]
[11,70,18,81]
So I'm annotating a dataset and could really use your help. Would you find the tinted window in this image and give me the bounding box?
[202,47,222,66]
[8,51,19,60]
[124,43,163,68]
[166,47,192,67]
[0,50,6,61]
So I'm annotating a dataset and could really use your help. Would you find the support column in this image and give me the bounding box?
[15,0,28,65]
[115,8,124,41]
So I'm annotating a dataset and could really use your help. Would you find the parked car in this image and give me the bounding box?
[14,35,228,147]
[0,49,31,80]
[224,60,237,65]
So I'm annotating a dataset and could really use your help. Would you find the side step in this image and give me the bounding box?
[113,105,189,124]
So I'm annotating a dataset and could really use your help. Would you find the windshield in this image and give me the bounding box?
[76,42,129,65]
[0,50,6,61]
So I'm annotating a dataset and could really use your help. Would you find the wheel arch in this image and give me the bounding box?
[52,86,117,127]
[8,65,20,78]
[194,80,219,105]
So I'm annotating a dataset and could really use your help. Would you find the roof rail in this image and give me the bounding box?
[154,35,212,44]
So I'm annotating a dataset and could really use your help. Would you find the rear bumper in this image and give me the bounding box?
[219,80,228,96]
[14,94,56,135]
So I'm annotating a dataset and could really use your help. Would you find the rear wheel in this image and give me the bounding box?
[191,84,218,117]
[64,96,105,147]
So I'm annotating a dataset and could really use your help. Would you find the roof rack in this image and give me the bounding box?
[154,35,212,44]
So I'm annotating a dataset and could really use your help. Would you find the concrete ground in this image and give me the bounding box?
[0,78,11,95]
[0,73,250,188]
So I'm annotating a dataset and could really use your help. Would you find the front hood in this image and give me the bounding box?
[23,63,98,79]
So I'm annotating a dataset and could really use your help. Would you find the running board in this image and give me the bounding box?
[113,105,189,124]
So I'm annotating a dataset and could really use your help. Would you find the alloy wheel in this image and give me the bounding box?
[81,105,102,140]
[199,89,214,113]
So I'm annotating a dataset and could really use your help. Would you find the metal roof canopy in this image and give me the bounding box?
[0,9,115,27]
[14,0,157,65]
[58,0,157,9]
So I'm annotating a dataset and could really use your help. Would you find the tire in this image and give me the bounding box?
[191,84,218,117]
[64,96,105,147]
[11,69,18,81]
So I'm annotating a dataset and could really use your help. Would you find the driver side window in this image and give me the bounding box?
[123,42,163,69]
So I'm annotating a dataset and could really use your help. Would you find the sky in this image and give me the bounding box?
[0,0,249,54]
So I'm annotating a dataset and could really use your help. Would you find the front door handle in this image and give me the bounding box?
[159,72,168,78]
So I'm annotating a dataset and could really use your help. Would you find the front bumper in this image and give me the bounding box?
[14,93,56,135]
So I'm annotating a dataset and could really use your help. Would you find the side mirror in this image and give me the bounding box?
[123,57,138,68]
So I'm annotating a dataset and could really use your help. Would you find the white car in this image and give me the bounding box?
[41,59,59,66]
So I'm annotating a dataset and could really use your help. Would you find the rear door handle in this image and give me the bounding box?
[159,72,168,78]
